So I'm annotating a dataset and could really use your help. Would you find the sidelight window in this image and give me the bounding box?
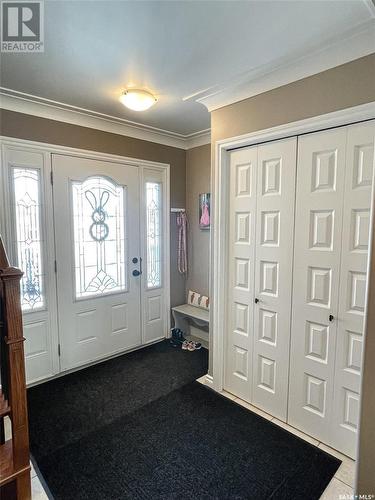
[146,182,162,289]
[12,167,44,311]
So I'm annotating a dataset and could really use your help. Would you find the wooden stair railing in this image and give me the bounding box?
[0,237,31,500]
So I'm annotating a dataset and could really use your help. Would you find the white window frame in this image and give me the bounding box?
[8,164,47,312]
[140,167,169,344]
[0,144,60,382]
[70,175,128,301]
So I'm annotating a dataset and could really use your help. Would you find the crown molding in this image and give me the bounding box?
[192,19,375,112]
[0,88,211,150]
[363,0,375,17]
[184,128,212,148]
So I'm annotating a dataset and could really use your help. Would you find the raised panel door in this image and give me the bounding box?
[224,147,257,401]
[331,121,375,458]
[252,138,297,420]
[288,128,347,443]
[53,155,142,371]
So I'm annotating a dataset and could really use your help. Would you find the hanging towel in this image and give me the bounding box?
[200,202,210,227]
[176,211,188,274]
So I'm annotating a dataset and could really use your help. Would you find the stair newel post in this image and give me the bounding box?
[1,267,30,471]
[0,256,32,499]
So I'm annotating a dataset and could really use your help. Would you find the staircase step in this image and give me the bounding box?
[0,439,31,487]
[0,390,10,418]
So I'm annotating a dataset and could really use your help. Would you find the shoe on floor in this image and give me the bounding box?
[182,340,190,350]
[188,341,201,351]
[171,328,186,344]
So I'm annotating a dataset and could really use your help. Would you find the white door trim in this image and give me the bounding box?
[211,101,375,392]
[0,147,60,383]
[0,136,171,382]
[0,135,170,170]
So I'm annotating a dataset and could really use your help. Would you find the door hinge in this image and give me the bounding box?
[58,344,61,356]
[54,260,57,273]
[50,170,54,185]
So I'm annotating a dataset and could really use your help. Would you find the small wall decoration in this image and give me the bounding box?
[199,193,211,230]
[188,290,210,310]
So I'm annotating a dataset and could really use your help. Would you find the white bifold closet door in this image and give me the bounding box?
[331,123,375,457]
[225,137,297,420]
[288,122,375,458]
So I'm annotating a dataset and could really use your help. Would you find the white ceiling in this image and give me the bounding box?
[1,0,374,137]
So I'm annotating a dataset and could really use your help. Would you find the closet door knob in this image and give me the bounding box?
[329,314,334,322]
[254,298,259,304]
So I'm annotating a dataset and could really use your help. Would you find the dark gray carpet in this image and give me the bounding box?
[28,341,340,500]
[28,340,208,458]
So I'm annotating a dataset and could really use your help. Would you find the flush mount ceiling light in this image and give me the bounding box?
[119,89,157,111]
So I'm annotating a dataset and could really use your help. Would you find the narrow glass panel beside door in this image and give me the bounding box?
[72,176,126,298]
[146,181,161,289]
[12,167,44,310]
[142,169,167,344]
[4,146,59,385]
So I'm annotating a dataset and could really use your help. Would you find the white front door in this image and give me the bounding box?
[52,155,142,371]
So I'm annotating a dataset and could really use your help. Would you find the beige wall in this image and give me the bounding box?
[212,53,375,143]
[357,200,375,494]
[186,144,211,297]
[2,53,375,491]
[0,110,187,307]
[210,54,375,494]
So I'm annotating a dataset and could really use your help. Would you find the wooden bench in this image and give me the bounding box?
[171,304,209,348]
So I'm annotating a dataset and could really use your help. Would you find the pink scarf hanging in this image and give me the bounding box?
[176,211,187,274]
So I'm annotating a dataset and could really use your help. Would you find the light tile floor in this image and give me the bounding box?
[29,460,50,499]
[31,474,49,500]
[30,460,50,499]
[196,376,356,500]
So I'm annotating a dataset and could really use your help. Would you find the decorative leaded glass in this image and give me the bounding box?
[13,168,44,311]
[72,176,126,299]
[146,182,162,288]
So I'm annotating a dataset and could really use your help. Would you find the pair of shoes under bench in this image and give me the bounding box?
[170,328,186,347]
[182,340,202,351]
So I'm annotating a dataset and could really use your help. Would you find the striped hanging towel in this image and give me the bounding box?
[176,211,188,274]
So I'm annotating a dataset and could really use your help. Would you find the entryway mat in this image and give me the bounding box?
[28,343,339,499]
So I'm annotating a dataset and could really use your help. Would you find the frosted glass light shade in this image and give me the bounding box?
[119,89,157,111]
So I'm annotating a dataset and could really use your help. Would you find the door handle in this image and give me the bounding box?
[132,257,142,277]
[254,298,259,304]
[329,314,334,322]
